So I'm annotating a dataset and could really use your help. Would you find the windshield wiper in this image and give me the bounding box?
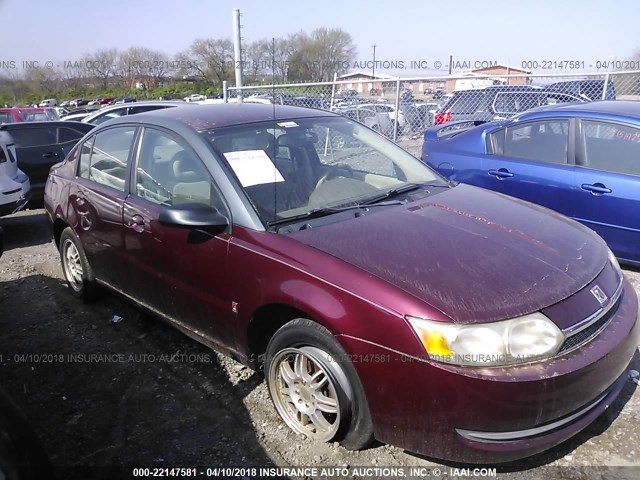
[358,182,447,205]
[267,200,404,228]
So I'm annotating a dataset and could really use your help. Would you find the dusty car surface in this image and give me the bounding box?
[44,104,639,463]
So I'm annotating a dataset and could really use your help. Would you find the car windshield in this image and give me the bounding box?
[201,116,445,224]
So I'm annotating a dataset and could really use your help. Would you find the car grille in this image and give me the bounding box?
[559,278,623,354]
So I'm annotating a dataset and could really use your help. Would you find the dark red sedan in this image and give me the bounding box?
[44,104,639,463]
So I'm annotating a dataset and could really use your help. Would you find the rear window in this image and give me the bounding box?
[443,91,487,114]
[0,112,15,123]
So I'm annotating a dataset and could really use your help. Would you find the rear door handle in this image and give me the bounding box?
[42,152,59,158]
[75,191,85,206]
[488,168,514,179]
[581,183,611,195]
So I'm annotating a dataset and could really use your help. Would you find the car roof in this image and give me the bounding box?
[102,103,335,131]
[516,100,640,120]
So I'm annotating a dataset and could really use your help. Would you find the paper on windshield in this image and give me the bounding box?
[223,150,285,187]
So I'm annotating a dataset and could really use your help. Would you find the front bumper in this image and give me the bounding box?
[339,277,639,463]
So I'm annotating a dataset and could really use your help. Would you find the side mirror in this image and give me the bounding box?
[158,204,228,236]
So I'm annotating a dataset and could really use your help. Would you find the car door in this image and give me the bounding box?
[574,119,640,263]
[6,124,60,194]
[71,126,138,286]
[479,118,577,214]
[122,126,234,345]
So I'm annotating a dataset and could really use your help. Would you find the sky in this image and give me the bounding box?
[0,0,638,76]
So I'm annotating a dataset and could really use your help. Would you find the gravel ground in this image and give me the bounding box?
[0,204,639,480]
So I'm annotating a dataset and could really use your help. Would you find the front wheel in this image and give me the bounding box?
[265,319,374,449]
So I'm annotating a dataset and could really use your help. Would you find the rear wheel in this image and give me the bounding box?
[265,319,374,449]
[59,227,97,302]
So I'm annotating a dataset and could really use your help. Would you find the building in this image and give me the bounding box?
[441,65,531,91]
[337,71,399,94]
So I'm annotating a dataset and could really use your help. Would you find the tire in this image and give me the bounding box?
[59,227,98,302]
[265,318,374,450]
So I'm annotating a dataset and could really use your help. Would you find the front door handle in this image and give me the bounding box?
[581,183,611,195]
[127,214,145,233]
[488,168,514,179]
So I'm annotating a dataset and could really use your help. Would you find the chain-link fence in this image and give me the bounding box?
[224,71,640,150]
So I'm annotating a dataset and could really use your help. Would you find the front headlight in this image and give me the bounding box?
[608,248,622,277]
[407,312,564,366]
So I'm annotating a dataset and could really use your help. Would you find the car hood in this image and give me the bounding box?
[287,184,606,324]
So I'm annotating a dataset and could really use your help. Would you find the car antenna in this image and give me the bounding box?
[271,37,278,222]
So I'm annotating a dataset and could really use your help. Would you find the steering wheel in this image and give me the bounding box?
[315,164,355,188]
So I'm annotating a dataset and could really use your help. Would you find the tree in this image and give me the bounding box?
[177,38,235,86]
[117,47,171,90]
[84,48,119,89]
[287,28,356,82]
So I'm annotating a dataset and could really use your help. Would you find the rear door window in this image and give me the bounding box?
[9,127,57,147]
[81,127,136,191]
[498,120,569,164]
[579,120,640,176]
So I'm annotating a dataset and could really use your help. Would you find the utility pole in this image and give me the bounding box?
[233,8,243,102]
[372,44,377,79]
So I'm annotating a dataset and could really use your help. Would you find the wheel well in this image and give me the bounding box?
[247,304,315,366]
[52,219,68,247]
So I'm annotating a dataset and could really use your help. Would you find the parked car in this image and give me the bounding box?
[88,98,114,106]
[59,100,72,108]
[354,103,405,129]
[70,99,90,107]
[38,98,57,107]
[184,94,206,102]
[81,101,192,125]
[413,102,441,128]
[0,108,59,124]
[45,104,639,464]
[335,107,394,138]
[423,100,640,265]
[0,121,94,200]
[548,79,616,101]
[0,226,3,257]
[61,113,91,122]
[0,130,31,217]
[434,86,582,125]
[67,107,100,116]
[111,97,136,104]
[432,88,446,100]
[53,107,69,118]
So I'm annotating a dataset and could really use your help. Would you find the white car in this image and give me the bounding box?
[0,130,31,217]
[184,94,206,102]
[38,98,57,107]
[354,103,405,129]
[62,113,90,122]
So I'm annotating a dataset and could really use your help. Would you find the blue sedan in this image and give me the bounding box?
[422,101,640,265]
